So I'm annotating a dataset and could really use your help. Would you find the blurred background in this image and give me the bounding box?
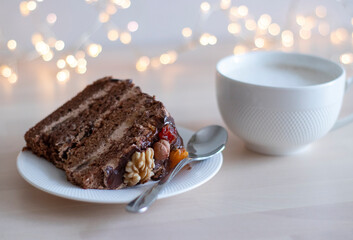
[1,0,353,143]
[1,0,353,81]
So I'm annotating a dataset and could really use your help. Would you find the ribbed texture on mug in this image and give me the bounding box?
[229,103,341,148]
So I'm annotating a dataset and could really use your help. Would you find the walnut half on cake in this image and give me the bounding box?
[24,77,188,189]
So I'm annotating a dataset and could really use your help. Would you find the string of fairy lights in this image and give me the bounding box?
[1,0,353,84]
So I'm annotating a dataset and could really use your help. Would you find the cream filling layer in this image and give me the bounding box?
[68,93,145,173]
[42,83,114,133]
[84,121,130,162]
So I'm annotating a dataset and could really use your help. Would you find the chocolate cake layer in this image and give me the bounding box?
[66,98,177,189]
[25,77,116,168]
[24,77,184,189]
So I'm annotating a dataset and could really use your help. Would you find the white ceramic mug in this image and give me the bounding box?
[216,51,353,155]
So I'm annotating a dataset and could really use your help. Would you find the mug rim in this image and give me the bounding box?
[216,51,345,90]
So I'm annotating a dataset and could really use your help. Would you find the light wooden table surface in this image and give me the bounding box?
[1,46,353,240]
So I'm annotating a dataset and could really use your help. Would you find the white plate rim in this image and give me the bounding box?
[17,127,223,204]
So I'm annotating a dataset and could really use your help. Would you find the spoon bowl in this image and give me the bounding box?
[187,125,228,160]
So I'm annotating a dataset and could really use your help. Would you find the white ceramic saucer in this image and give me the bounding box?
[17,127,223,203]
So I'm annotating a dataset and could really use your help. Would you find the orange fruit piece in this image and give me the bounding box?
[170,148,189,169]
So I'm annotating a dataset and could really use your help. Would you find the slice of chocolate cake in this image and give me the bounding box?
[24,77,188,189]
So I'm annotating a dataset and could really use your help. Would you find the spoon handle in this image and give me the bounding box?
[126,157,192,213]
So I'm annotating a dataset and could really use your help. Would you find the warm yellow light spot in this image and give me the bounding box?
[76,66,87,74]
[66,55,78,68]
[160,54,171,65]
[121,0,131,9]
[296,15,305,26]
[42,50,54,62]
[56,70,70,83]
[182,27,192,38]
[112,0,129,7]
[340,53,353,64]
[281,30,294,47]
[120,32,131,44]
[55,40,65,51]
[237,5,248,17]
[245,19,257,31]
[112,0,124,5]
[200,2,211,13]
[106,4,117,15]
[1,65,12,78]
[336,28,348,41]
[57,59,66,69]
[208,35,217,45]
[228,23,241,34]
[199,33,210,46]
[303,16,316,30]
[136,56,150,72]
[315,5,327,18]
[167,51,178,63]
[107,29,119,41]
[318,22,330,36]
[19,1,30,16]
[31,33,43,45]
[27,1,37,11]
[8,73,18,84]
[87,43,102,57]
[229,7,239,18]
[258,14,272,30]
[299,28,311,40]
[46,13,57,24]
[220,0,231,10]
[268,23,280,36]
[66,55,75,64]
[254,37,265,48]
[330,32,340,45]
[77,58,87,68]
[127,21,139,32]
[233,45,247,55]
[7,40,17,51]
[99,12,110,23]
[35,41,50,55]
